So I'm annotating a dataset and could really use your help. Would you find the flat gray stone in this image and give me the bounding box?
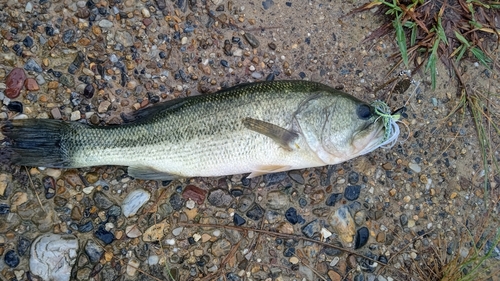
[122,189,150,217]
[29,233,79,281]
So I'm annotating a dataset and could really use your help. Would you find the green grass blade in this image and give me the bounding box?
[456,45,467,62]
[454,31,471,47]
[470,47,492,68]
[394,15,409,66]
[426,38,440,89]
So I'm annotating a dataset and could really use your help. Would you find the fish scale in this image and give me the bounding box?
[2,80,394,179]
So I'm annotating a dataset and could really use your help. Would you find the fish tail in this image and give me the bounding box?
[1,119,72,168]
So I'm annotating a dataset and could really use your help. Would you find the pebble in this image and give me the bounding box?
[285,207,300,224]
[169,193,184,211]
[7,101,23,113]
[125,224,142,238]
[98,19,114,28]
[243,33,260,48]
[287,170,304,184]
[233,213,246,226]
[5,68,26,98]
[212,238,231,257]
[207,189,233,207]
[93,191,114,209]
[246,203,265,221]
[30,234,78,281]
[97,100,111,113]
[328,206,355,244]
[344,185,361,201]
[182,185,207,205]
[24,78,40,91]
[95,226,115,245]
[301,220,320,238]
[126,259,140,276]
[115,30,134,47]
[355,227,369,249]
[62,29,75,44]
[23,36,34,47]
[408,162,421,173]
[265,191,289,210]
[122,189,150,217]
[143,220,169,242]
[172,227,184,236]
[348,171,359,184]
[24,58,43,73]
[326,193,343,206]
[4,250,20,268]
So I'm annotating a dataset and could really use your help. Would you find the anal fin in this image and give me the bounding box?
[242,117,298,150]
[248,165,292,178]
[127,165,180,180]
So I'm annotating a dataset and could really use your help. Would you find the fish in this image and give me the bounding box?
[1,80,399,180]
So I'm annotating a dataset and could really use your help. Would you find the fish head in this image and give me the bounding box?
[298,94,398,165]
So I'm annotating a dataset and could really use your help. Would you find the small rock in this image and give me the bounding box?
[246,203,265,221]
[98,19,113,28]
[328,270,342,281]
[400,214,408,227]
[115,30,134,47]
[5,68,26,98]
[233,213,246,226]
[30,234,78,281]
[287,170,304,184]
[285,207,299,224]
[344,185,361,201]
[125,224,142,238]
[143,220,169,242]
[126,259,140,276]
[263,172,287,186]
[4,250,20,268]
[172,227,183,236]
[182,185,207,205]
[18,237,31,256]
[328,206,355,244]
[243,33,260,48]
[325,193,342,206]
[122,189,150,217]
[94,191,114,209]
[301,220,320,238]
[409,162,421,173]
[24,78,40,91]
[169,193,184,211]
[212,239,232,257]
[266,191,289,210]
[24,59,43,73]
[207,189,233,207]
[348,171,359,184]
[355,227,369,249]
[95,226,115,245]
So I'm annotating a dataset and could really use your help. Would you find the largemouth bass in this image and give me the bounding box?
[2,80,399,180]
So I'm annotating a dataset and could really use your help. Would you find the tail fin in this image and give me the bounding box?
[1,119,72,168]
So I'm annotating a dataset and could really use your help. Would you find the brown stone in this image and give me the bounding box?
[182,185,207,205]
[48,81,59,89]
[5,68,26,98]
[24,78,40,91]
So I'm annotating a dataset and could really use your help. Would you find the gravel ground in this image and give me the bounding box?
[0,0,499,280]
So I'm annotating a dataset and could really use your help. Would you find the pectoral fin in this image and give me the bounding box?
[128,166,181,180]
[248,165,292,178]
[242,117,298,150]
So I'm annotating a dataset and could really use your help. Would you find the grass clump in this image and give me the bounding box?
[346,0,499,89]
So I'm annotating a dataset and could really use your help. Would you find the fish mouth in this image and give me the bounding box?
[355,117,400,156]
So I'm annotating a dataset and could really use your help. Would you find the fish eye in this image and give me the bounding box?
[356,104,372,120]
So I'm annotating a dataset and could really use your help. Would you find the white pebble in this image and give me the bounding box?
[121,189,151,217]
[181,37,188,45]
[82,186,95,194]
[172,227,183,236]
[141,8,150,18]
[99,20,114,28]
[166,239,176,245]
[186,199,195,209]
[25,2,33,13]
[408,162,421,173]
[30,234,79,281]
[148,255,159,265]
[70,111,80,121]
